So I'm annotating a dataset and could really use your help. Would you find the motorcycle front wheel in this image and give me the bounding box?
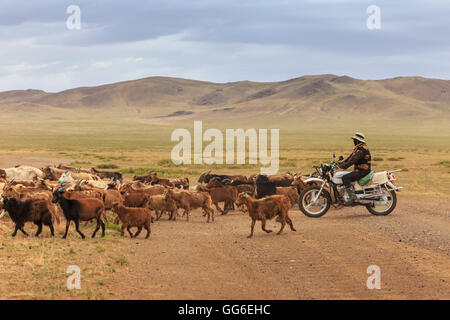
[299,186,331,218]
[365,188,397,216]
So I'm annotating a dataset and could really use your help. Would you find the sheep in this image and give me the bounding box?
[112,203,152,239]
[235,193,296,238]
[2,197,55,237]
[165,189,214,222]
[147,194,178,221]
[51,169,99,182]
[4,165,44,181]
[52,190,105,239]
[195,185,238,215]
[78,179,109,189]
[276,186,299,208]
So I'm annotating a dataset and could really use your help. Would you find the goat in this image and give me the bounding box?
[147,194,178,220]
[195,185,237,215]
[235,193,296,238]
[112,203,152,239]
[52,190,105,239]
[0,169,6,180]
[3,197,55,237]
[91,168,123,182]
[276,186,299,208]
[104,185,123,211]
[56,164,92,174]
[165,189,214,222]
[198,170,248,184]
[2,182,61,224]
[168,177,189,190]
[149,173,174,188]
[123,192,149,208]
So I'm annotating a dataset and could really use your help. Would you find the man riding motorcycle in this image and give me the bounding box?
[338,132,372,204]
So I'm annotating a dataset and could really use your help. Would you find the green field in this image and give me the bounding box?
[0,116,449,198]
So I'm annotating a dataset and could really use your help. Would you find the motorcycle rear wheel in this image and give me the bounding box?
[299,186,331,218]
[365,189,397,216]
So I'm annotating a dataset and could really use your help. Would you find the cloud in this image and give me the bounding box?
[0,0,449,91]
[91,61,113,68]
[3,62,50,72]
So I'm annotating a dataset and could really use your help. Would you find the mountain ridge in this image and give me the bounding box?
[1,74,449,121]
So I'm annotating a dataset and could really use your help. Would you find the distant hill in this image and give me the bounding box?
[1,75,449,122]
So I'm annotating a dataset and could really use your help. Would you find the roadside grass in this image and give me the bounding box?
[437,160,450,168]
[97,164,119,169]
[0,221,134,300]
[387,157,405,161]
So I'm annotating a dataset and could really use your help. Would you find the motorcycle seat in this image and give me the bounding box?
[358,171,375,186]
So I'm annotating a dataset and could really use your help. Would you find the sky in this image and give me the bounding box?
[0,0,449,92]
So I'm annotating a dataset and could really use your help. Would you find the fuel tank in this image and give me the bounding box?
[331,171,349,185]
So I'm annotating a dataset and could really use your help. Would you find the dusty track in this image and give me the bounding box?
[109,196,450,299]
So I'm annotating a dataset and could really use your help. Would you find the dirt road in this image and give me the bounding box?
[108,197,449,299]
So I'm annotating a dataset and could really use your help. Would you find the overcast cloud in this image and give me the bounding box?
[0,0,449,92]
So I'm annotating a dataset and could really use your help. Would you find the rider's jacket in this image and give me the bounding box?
[339,142,371,172]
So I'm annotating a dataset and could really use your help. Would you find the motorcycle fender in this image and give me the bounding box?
[304,178,330,188]
[386,180,401,191]
[304,177,324,184]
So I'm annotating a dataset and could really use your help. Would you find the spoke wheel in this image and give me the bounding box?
[366,187,397,216]
[299,186,331,218]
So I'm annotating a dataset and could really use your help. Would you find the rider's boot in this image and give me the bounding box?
[343,185,357,205]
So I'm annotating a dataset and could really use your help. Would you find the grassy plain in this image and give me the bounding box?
[0,116,449,198]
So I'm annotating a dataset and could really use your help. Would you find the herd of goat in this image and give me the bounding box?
[0,165,316,238]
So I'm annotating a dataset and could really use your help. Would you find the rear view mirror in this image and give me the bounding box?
[339,156,344,161]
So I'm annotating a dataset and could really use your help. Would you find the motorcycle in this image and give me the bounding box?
[298,153,402,217]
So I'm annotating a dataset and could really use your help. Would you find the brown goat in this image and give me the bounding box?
[276,186,299,208]
[123,192,149,208]
[112,203,152,239]
[235,193,296,238]
[52,190,105,239]
[169,177,189,189]
[147,194,178,221]
[165,189,214,222]
[195,185,237,215]
[104,188,123,211]
[149,173,174,188]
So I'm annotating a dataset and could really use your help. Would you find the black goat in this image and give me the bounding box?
[52,190,105,239]
[3,197,55,237]
[91,168,123,182]
[255,175,277,199]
